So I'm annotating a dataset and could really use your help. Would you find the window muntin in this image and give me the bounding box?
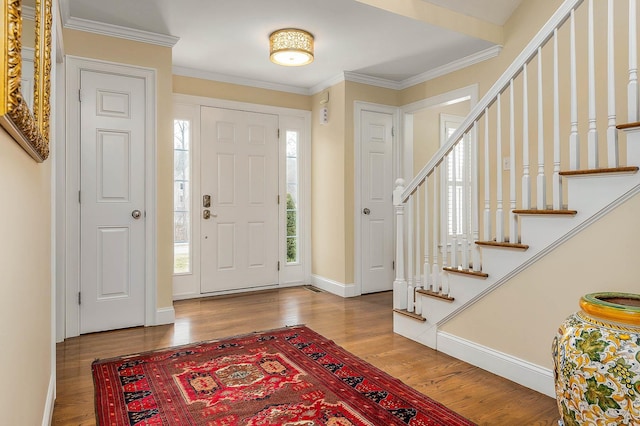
[286,130,299,264]
[174,119,191,274]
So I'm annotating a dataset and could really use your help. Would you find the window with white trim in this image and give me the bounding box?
[173,119,191,274]
[441,115,470,236]
[286,130,300,264]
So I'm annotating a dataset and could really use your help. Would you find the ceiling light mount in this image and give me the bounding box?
[269,28,314,66]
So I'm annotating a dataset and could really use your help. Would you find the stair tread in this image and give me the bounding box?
[393,308,426,321]
[442,267,488,278]
[416,288,455,302]
[559,166,639,176]
[475,241,529,250]
[512,209,577,215]
[616,121,640,130]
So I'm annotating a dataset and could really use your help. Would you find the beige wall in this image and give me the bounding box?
[63,29,174,309]
[401,0,639,371]
[412,100,470,174]
[311,83,348,282]
[0,134,52,424]
[399,0,562,106]
[310,81,399,284]
[442,191,640,368]
[173,75,311,110]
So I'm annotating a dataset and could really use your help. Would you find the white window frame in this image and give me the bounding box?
[440,114,470,238]
[172,103,201,297]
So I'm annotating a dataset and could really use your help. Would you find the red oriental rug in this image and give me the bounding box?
[92,325,475,425]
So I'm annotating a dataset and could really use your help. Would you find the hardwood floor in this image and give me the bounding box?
[53,287,559,425]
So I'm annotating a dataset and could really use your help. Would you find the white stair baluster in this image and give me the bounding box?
[522,63,532,208]
[629,0,638,123]
[407,196,414,312]
[451,142,459,268]
[432,169,440,292]
[570,9,580,170]
[553,28,563,210]
[471,122,481,272]
[537,46,547,208]
[607,0,618,168]
[483,110,492,241]
[461,133,470,270]
[423,178,431,291]
[414,189,422,315]
[509,79,518,241]
[392,179,407,310]
[440,160,449,296]
[588,0,599,169]
[496,94,504,242]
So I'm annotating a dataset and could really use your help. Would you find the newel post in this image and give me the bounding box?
[393,178,408,310]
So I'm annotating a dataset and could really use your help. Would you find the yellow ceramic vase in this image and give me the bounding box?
[552,292,640,426]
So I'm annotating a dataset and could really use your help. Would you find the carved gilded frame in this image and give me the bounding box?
[0,0,52,162]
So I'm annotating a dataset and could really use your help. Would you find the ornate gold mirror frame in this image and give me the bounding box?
[0,0,52,162]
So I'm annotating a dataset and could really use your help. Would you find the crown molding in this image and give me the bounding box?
[173,66,311,96]
[174,44,502,96]
[344,72,402,90]
[63,16,179,47]
[399,45,503,90]
[309,73,347,95]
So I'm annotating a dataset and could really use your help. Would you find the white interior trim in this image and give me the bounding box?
[173,66,310,96]
[64,56,157,337]
[41,374,56,426]
[353,101,399,297]
[399,46,502,90]
[171,94,312,299]
[437,331,555,397]
[399,84,479,185]
[63,16,179,47]
[311,275,359,298]
[156,306,176,325]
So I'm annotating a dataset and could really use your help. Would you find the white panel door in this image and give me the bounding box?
[200,107,279,293]
[80,70,146,333]
[361,110,394,293]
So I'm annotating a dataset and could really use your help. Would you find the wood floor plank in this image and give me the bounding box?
[52,287,559,425]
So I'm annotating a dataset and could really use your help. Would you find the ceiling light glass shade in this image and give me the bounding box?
[269,28,314,66]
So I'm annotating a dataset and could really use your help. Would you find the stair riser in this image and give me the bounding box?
[564,173,640,214]
[624,130,640,165]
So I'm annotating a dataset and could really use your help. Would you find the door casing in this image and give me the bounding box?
[171,94,312,300]
[64,56,157,338]
[354,102,399,297]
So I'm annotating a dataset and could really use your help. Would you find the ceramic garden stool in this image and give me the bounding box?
[552,292,640,426]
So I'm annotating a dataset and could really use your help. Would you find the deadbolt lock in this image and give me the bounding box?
[203,195,211,208]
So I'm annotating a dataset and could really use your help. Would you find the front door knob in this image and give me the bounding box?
[363,208,371,215]
[131,209,142,219]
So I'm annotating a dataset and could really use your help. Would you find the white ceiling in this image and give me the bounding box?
[59,0,524,93]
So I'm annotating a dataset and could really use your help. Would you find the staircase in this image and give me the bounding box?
[391,0,640,395]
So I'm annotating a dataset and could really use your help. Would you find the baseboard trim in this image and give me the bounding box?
[42,373,55,426]
[155,306,176,325]
[437,331,555,398]
[311,275,358,297]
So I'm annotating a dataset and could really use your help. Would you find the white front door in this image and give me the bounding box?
[360,110,394,293]
[200,107,279,293]
[79,70,146,333]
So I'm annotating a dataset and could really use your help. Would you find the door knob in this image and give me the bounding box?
[131,209,142,219]
[363,208,371,215]
[203,210,218,220]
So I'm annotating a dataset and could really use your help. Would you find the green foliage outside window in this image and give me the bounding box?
[286,193,297,263]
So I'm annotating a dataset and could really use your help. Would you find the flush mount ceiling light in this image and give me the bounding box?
[269,28,314,66]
